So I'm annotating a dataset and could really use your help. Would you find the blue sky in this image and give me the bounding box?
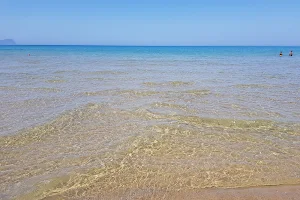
[1,0,299,45]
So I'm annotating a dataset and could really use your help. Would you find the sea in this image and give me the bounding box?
[0,46,300,199]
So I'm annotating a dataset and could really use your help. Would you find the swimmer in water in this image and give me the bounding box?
[289,50,293,56]
[279,51,283,57]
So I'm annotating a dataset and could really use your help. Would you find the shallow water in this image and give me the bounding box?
[0,46,300,199]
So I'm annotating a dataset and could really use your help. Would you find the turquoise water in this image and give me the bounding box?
[1,46,299,135]
[1,46,300,199]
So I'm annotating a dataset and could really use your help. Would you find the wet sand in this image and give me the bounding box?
[96,185,300,200]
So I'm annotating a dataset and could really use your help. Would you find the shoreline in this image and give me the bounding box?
[95,185,300,200]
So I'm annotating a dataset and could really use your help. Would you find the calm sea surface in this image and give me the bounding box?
[1,46,300,199]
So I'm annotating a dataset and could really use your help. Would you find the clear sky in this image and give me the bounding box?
[1,0,299,45]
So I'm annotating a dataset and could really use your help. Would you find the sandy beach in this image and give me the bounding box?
[94,185,300,200]
[2,0,300,198]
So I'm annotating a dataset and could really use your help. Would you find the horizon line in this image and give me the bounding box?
[1,44,300,47]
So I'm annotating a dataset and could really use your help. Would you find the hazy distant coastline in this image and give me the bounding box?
[0,39,16,45]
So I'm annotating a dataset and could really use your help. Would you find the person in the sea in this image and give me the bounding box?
[279,51,283,57]
[289,50,293,56]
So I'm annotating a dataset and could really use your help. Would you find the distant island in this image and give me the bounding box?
[0,39,16,45]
